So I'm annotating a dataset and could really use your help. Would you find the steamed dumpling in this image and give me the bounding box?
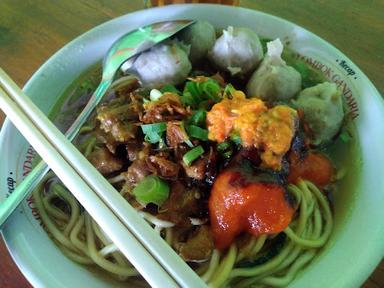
[209,26,263,75]
[133,43,191,88]
[294,82,344,145]
[177,21,216,64]
[246,39,301,101]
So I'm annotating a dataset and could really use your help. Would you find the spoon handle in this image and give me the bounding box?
[0,79,111,227]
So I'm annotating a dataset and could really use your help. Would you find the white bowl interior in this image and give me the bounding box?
[1,4,384,288]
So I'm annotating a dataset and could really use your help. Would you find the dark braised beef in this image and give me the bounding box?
[96,91,142,143]
[123,159,151,186]
[126,141,142,162]
[157,181,203,227]
[88,147,124,175]
[141,93,190,123]
[94,125,120,154]
[166,121,188,148]
[147,155,180,179]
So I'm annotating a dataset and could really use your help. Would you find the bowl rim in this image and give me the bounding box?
[1,4,383,288]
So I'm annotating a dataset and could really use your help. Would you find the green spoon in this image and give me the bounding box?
[0,19,195,226]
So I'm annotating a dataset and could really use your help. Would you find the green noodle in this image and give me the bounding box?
[33,143,333,286]
[208,244,237,288]
[33,177,138,279]
[201,250,221,282]
[85,213,138,277]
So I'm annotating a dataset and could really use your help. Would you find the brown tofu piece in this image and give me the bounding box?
[179,225,214,262]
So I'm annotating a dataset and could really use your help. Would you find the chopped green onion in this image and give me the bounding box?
[217,141,231,152]
[133,175,170,207]
[223,84,236,98]
[181,91,195,106]
[230,134,242,146]
[187,125,208,141]
[141,122,167,144]
[190,109,207,127]
[182,78,222,108]
[217,141,233,158]
[198,80,220,102]
[158,138,168,149]
[150,89,163,101]
[144,133,161,144]
[183,145,204,166]
[185,81,200,100]
[160,84,181,95]
[184,139,194,148]
[179,121,193,148]
[198,100,213,111]
[222,150,233,159]
[141,122,167,134]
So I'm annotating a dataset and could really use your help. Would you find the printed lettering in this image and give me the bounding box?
[339,60,356,76]
[7,176,16,195]
[22,146,36,177]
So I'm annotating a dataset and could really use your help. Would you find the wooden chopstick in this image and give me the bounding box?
[0,68,207,288]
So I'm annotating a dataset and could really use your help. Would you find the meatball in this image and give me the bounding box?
[209,26,263,76]
[177,20,216,64]
[133,43,191,88]
[246,38,301,101]
[294,82,344,145]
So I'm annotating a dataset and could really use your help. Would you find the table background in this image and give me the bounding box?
[0,0,383,287]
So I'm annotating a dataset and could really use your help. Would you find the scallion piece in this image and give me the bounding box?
[184,139,194,148]
[141,123,167,144]
[198,80,220,102]
[223,83,236,98]
[181,91,195,107]
[141,122,167,134]
[133,175,170,207]
[179,121,194,148]
[230,134,242,146]
[217,141,233,158]
[144,133,162,144]
[187,125,208,141]
[185,81,200,100]
[150,89,163,101]
[160,84,181,95]
[183,145,204,166]
[190,109,207,127]
[217,141,231,152]
[222,150,233,159]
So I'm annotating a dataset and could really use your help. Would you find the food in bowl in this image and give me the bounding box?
[32,20,357,287]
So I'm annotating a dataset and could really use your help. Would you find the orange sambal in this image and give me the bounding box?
[207,90,297,170]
